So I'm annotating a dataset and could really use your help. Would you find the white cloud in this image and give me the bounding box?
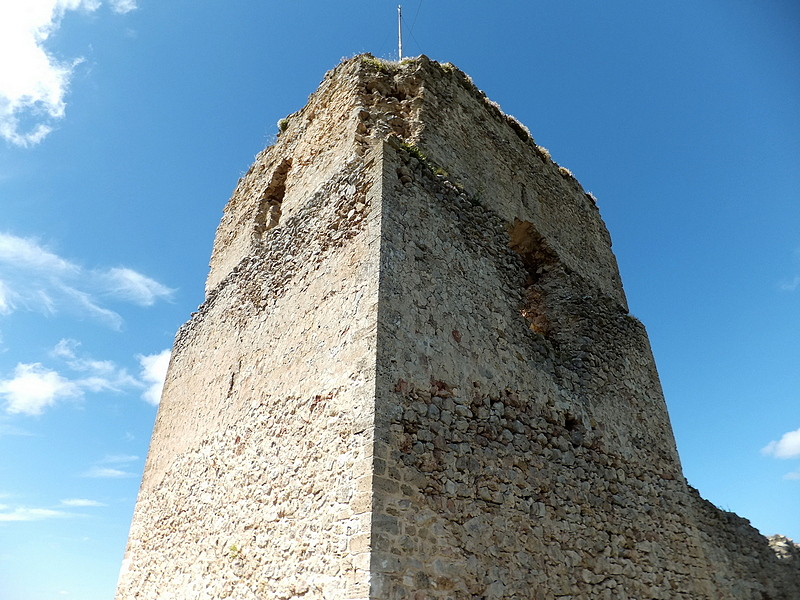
[0,363,81,415]
[0,233,173,328]
[0,233,75,273]
[784,470,800,481]
[0,507,74,521]
[81,453,138,477]
[52,339,123,376]
[60,285,124,329]
[103,268,175,307]
[60,498,106,507]
[55,341,138,390]
[138,349,170,405]
[1,342,141,415]
[2,341,168,416]
[51,338,78,359]
[98,453,137,464]
[109,0,137,14]
[0,280,11,315]
[81,466,134,478]
[76,375,121,393]
[0,0,137,147]
[762,428,800,459]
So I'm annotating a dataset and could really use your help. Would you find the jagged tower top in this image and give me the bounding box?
[206,54,626,311]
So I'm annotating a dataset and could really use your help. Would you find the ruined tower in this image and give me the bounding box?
[116,56,800,599]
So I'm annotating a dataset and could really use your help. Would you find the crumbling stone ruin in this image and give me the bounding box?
[116,55,800,599]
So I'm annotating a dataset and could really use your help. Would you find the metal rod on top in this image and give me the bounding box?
[398,5,403,61]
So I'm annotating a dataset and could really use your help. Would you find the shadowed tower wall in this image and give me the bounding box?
[116,56,800,600]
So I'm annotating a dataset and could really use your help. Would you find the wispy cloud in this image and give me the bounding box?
[0,507,75,522]
[61,286,124,329]
[0,0,138,147]
[102,268,174,307]
[0,233,75,272]
[51,339,133,382]
[0,422,34,437]
[81,466,135,478]
[109,0,137,13]
[60,498,106,507]
[98,454,137,464]
[51,338,78,360]
[53,339,102,367]
[0,280,13,315]
[81,454,138,478]
[1,339,159,415]
[0,233,174,328]
[762,427,800,459]
[137,350,170,405]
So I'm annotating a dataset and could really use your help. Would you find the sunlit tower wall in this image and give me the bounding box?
[116,55,800,600]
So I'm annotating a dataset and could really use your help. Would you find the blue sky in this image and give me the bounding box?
[0,1,798,598]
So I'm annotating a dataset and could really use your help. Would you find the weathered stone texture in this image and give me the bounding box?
[372,135,798,599]
[117,78,385,597]
[116,55,799,599]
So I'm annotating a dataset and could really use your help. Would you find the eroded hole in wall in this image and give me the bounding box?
[254,158,292,240]
[508,218,558,336]
[564,414,586,447]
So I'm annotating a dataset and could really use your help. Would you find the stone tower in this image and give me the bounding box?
[116,56,799,600]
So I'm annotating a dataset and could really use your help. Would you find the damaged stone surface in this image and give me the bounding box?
[116,55,800,600]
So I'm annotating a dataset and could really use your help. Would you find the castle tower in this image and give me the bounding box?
[116,56,799,600]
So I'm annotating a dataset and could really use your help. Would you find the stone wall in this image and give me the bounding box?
[116,55,800,599]
[206,59,371,294]
[117,119,384,598]
[372,134,799,599]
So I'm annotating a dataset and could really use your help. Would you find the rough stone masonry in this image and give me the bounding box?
[115,55,800,600]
